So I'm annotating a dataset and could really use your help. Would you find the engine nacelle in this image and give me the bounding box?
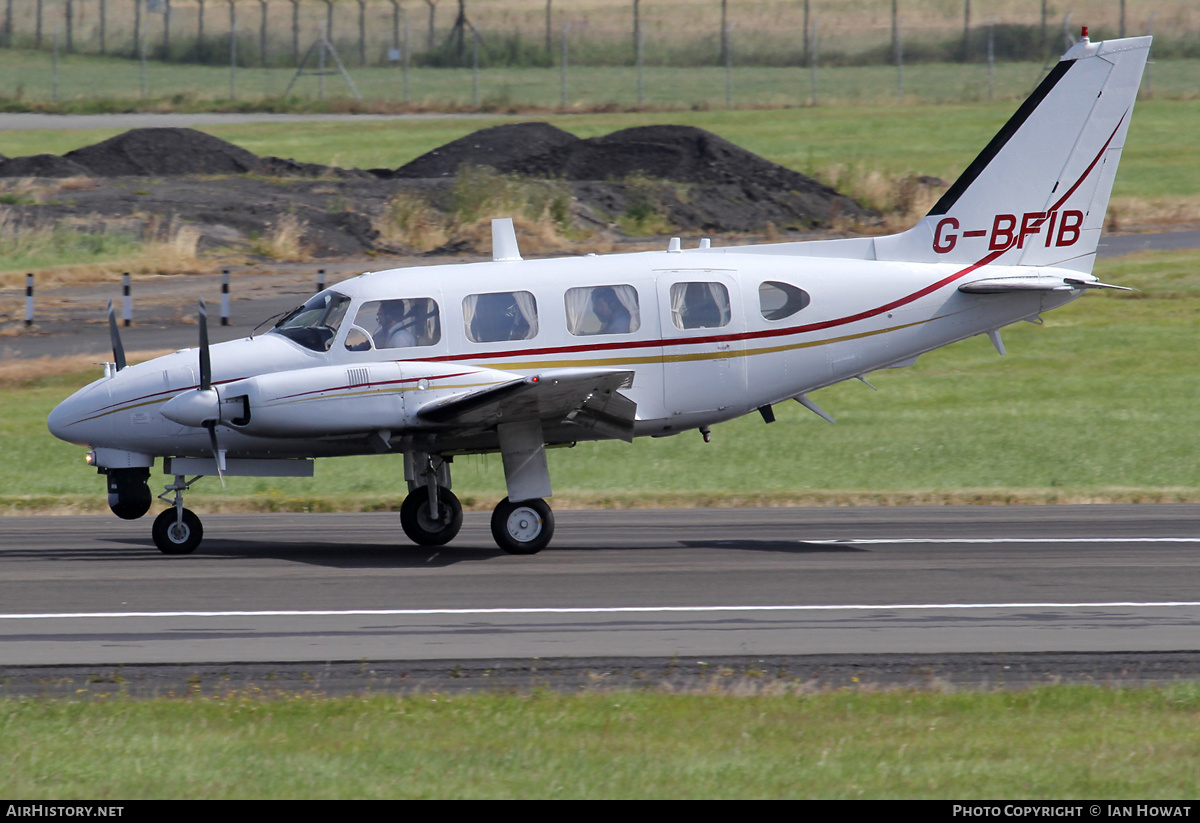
[223,362,412,438]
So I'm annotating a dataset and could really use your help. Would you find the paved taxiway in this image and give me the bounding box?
[2,505,1198,669]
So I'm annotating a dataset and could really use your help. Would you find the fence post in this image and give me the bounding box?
[472,28,479,106]
[139,28,147,99]
[259,0,268,67]
[559,23,570,108]
[724,24,733,109]
[229,1,237,101]
[404,16,411,103]
[52,25,60,102]
[987,17,995,102]
[636,22,643,106]
[809,17,818,107]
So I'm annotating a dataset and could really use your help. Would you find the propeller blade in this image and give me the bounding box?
[199,298,211,391]
[204,421,226,489]
[106,300,126,372]
[199,299,224,487]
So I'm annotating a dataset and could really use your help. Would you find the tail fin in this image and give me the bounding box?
[874,33,1151,273]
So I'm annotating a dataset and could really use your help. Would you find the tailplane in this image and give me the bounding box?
[874,32,1151,274]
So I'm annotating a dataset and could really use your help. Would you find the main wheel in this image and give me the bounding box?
[400,487,463,546]
[491,498,554,555]
[152,508,204,555]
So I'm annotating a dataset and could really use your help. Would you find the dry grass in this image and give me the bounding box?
[377,166,579,255]
[250,213,311,261]
[1105,196,1200,232]
[0,351,175,387]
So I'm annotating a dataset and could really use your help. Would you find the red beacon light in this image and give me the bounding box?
[1081,26,1090,41]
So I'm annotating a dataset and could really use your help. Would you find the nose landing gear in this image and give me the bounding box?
[152,474,204,555]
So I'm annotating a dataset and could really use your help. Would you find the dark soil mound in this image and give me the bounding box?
[394,122,581,178]
[394,122,873,227]
[63,128,264,177]
[0,154,92,178]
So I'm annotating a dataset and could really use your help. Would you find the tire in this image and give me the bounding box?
[400,487,463,546]
[152,508,204,555]
[490,498,554,555]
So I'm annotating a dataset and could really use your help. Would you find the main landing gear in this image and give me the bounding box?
[402,450,556,555]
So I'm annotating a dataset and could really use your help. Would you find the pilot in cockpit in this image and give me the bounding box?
[377,299,417,349]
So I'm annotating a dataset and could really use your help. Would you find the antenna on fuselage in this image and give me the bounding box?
[492,218,522,262]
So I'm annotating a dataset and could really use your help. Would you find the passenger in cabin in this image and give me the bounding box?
[592,287,632,335]
[679,282,723,328]
[468,291,535,342]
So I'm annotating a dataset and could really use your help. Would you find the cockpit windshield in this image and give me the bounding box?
[269,291,351,351]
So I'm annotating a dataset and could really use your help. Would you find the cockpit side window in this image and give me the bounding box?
[463,291,538,343]
[758,281,810,321]
[271,291,351,351]
[345,297,442,351]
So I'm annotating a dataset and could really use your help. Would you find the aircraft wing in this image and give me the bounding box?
[959,275,1132,293]
[416,367,638,442]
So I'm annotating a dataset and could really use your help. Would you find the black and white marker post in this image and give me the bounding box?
[122,273,132,327]
[220,270,231,326]
[24,273,33,327]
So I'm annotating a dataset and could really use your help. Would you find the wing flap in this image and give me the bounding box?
[959,275,1132,294]
[416,367,637,441]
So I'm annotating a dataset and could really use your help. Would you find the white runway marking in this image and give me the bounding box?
[807,538,1200,545]
[4,602,1200,621]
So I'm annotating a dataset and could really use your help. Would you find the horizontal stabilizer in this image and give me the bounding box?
[959,275,1132,294]
[417,367,637,441]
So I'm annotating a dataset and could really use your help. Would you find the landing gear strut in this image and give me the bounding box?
[401,452,463,546]
[152,474,204,555]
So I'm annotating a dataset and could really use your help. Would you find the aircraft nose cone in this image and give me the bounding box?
[47,400,72,442]
[47,381,110,446]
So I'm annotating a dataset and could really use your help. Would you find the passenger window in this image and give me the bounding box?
[565,285,640,336]
[759,281,811,321]
[464,291,538,343]
[344,298,441,351]
[670,282,731,330]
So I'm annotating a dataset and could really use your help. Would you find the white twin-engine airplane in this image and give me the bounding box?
[49,32,1149,556]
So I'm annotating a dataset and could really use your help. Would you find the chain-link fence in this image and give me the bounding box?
[1,1,1196,107]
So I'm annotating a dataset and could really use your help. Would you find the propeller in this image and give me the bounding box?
[107,300,126,372]
[159,298,226,487]
[198,299,226,487]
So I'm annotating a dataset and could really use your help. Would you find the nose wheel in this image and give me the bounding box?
[152,507,203,555]
[491,497,554,555]
[400,486,464,546]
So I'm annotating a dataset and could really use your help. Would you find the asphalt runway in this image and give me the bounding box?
[3,504,1199,692]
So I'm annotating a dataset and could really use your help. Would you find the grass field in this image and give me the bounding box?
[3,685,1200,799]
[3,44,1199,112]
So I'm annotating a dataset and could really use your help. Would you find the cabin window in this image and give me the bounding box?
[271,291,351,352]
[565,285,641,336]
[344,298,441,351]
[758,281,811,321]
[463,291,538,343]
[669,282,731,330]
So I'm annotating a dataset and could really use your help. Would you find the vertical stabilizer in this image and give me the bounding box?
[874,34,1150,274]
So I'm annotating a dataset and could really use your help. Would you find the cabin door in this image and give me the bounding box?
[656,270,746,417]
